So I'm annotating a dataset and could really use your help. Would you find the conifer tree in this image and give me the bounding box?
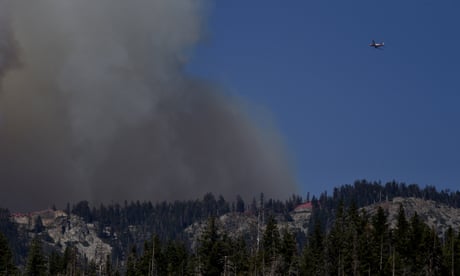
[0,232,17,276]
[326,200,345,275]
[126,245,137,276]
[262,215,280,274]
[48,250,64,275]
[197,216,224,275]
[408,212,424,272]
[280,227,297,272]
[420,225,442,275]
[230,236,249,274]
[442,227,460,276]
[164,241,188,275]
[25,237,46,276]
[371,206,389,274]
[301,218,324,275]
[105,254,112,276]
[33,216,44,234]
[393,204,409,274]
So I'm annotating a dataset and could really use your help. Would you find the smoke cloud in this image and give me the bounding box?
[0,0,297,211]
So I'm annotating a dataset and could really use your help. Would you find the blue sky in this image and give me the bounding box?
[187,0,460,197]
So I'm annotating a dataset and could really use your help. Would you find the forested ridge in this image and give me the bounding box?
[2,180,460,275]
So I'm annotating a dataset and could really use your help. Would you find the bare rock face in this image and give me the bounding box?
[12,209,111,264]
[365,197,460,235]
[185,208,312,250]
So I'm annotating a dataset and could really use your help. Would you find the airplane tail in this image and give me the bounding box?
[382,42,384,45]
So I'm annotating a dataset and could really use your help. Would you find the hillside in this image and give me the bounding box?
[3,181,460,274]
[365,197,460,235]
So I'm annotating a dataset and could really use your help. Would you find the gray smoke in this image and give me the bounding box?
[0,0,297,211]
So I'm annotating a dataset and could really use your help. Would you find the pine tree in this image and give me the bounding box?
[126,246,137,276]
[229,236,249,274]
[235,195,245,213]
[197,216,224,276]
[25,237,46,276]
[164,241,188,275]
[0,232,17,276]
[393,203,409,274]
[326,200,346,275]
[371,206,389,275]
[262,215,280,274]
[33,216,44,234]
[279,227,297,273]
[48,250,64,276]
[301,218,324,275]
[105,254,112,276]
[420,225,442,275]
[442,227,460,276]
[63,245,79,276]
[408,212,424,273]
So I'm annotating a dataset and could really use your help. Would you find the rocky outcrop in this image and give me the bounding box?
[184,209,311,250]
[365,197,460,235]
[13,210,111,263]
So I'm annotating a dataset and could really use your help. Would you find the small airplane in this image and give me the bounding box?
[369,40,384,49]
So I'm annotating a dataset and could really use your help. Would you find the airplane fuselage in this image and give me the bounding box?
[370,41,384,48]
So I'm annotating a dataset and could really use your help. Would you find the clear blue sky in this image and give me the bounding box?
[187,0,460,197]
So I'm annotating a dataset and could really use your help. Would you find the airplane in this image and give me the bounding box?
[369,40,384,49]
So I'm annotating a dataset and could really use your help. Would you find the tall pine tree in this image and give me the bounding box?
[25,237,46,276]
[0,232,17,276]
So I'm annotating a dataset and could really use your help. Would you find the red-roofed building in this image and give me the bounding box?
[294,202,312,213]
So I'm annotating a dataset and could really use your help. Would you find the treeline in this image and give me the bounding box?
[69,193,303,263]
[67,180,460,249]
[71,193,304,236]
[307,180,460,233]
[304,202,460,275]
[3,180,460,274]
[0,232,117,276]
[327,179,460,209]
[3,203,460,275]
[0,208,27,265]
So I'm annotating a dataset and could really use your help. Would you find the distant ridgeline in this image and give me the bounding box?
[2,180,460,275]
[321,179,460,208]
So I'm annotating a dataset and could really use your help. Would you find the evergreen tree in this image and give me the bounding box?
[105,254,112,276]
[235,195,245,213]
[33,216,44,234]
[420,225,442,275]
[229,236,249,274]
[164,241,188,276]
[371,206,389,274]
[25,237,46,276]
[301,218,324,275]
[442,227,460,276]
[326,200,346,275]
[343,201,361,276]
[126,245,137,276]
[393,203,409,274]
[262,215,280,274]
[0,232,17,276]
[408,212,424,273]
[86,260,98,276]
[72,200,93,223]
[63,245,79,276]
[48,250,64,276]
[355,209,373,275]
[197,216,224,276]
[136,235,162,276]
[279,227,297,273]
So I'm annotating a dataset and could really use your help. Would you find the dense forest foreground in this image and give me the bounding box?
[2,180,460,275]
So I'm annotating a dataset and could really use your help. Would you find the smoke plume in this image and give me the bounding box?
[0,0,297,211]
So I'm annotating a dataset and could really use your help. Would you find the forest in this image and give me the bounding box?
[2,180,460,275]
